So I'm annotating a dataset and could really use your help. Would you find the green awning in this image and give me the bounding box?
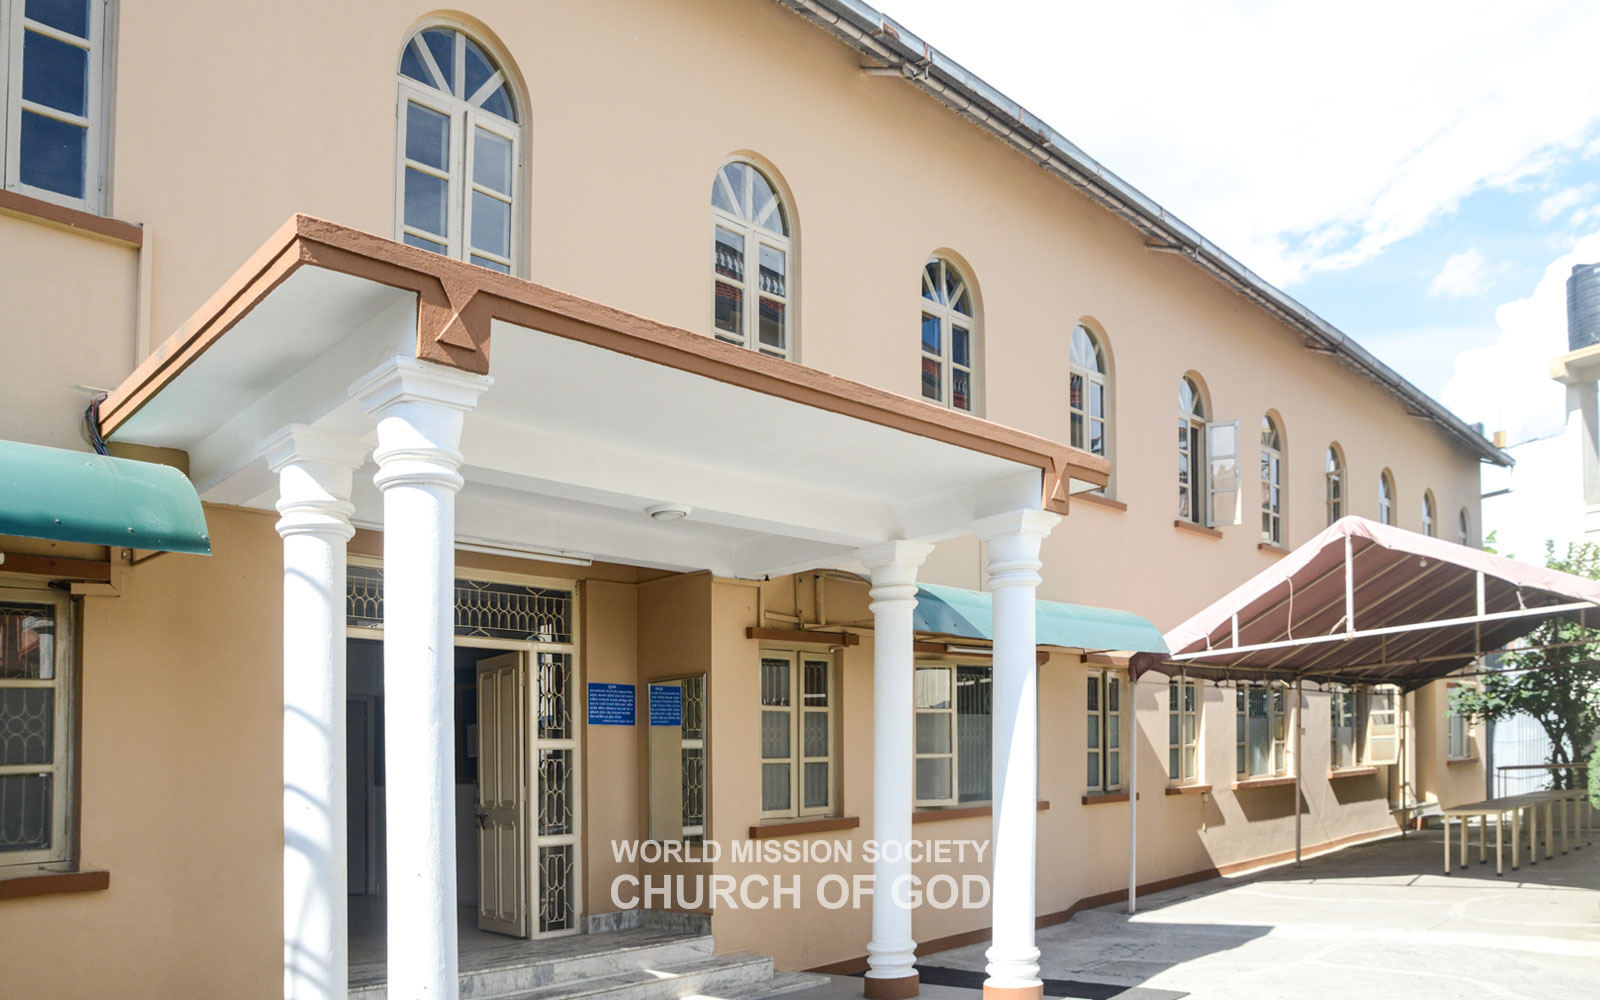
[0,441,211,555]
[913,581,1167,655]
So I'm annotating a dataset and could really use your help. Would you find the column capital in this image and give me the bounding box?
[349,355,493,417]
[351,357,491,494]
[857,540,934,608]
[260,425,367,541]
[975,509,1058,591]
[971,508,1061,544]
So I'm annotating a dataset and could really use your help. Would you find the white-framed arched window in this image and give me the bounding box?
[1260,415,1284,545]
[921,257,975,412]
[395,24,521,272]
[1325,444,1345,525]
[1379,470,1395,526]
[1458,507,1470,545]
[1069,325,1108,458]
[1179,376,1207,523]
[711,159,792,359]
[1422,490,1436,537]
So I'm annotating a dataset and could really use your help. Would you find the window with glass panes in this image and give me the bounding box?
[1458,508,1470,545]
[1325,445,1344,525]
[1236,683,1287,778]
[711,161,791,359]
[921,258,975,412]
[758,650,833,819]
[2,0,108,209]
[1069,325,1108,459]
[1260,416,1284,545]
[1168,677,1198,784]
[395,25,520,273]
[1422,491,1436,537]
[1447,684,1471,758]
[1329,684,1363,769]
[1178,376,1207,523]
[914,663,991,806]
[0,587,72,870]
[1379,471,1395,525]
[1087,670,1124,793]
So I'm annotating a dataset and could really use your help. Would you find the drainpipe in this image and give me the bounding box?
[1127,687,1138,914]
[1294,679,1304,867]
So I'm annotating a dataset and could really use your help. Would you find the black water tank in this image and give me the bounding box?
[1571,261,1600,351]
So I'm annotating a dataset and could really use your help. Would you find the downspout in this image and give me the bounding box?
[1127,680,1138,914]
[1294,678,1304,867]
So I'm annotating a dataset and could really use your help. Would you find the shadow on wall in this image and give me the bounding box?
[1330,773,1387,806]
[1234,784,1299,823]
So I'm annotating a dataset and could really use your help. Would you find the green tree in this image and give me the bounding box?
[1450,540,1600,791]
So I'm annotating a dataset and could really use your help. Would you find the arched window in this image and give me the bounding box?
[1325,445,1345,525]
[1422,491,1436,537]
[711,160,792,359]
[4,0,109,209]
[1178,376,1207,523]
[1458,507,1471,546]
[921,258,975,411]
[1260,416,1284,545]
[1068,325,1107,457]
[1378,470,1395,526]
[396,25,520,272]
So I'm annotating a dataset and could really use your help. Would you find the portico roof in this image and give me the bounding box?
[100,216,1106,577]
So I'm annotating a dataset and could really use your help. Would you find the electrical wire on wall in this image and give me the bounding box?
[82,393,109,455]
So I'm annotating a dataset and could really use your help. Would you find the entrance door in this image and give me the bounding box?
[475,651,528,936]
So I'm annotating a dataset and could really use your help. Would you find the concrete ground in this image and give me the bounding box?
[918,826,1600,1000]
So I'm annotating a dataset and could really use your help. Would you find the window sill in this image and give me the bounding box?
[1081,792,1139,805]
[748,816,860,839]
[1232,775,1297,790]
[1328,766,1379,779]
[1173,519,1223,540]
[1075,493,1127,513]
[0,867,110,900]
[0,190,142,248]
[1257,542,1290,556]
[1165,783,1212,796]
[913,800,1049,824]
[1447,756,1480,767]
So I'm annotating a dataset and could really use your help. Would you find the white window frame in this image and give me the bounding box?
[710,160,792,360]
[1260,416,1284,545]
[0,585,74,872]
[1069,324,1108,460]
[1236,682,1288,778]
[1458,508,1471,546]
[1378,471,1395,526]
[1087,669,1125,794]
[913,661,994,808]
[394,25,522,273]
[2,0,109,211]
[1168,675,1199,785]
[1179,377,1207,524]
[1329,683,1364,770]
[1364,684,1400,765]
[1326,446,1345,525]
[920,257,977,413]
[1446,684,1472,759]
[1422,491,1436,537]
[758,649,833,820]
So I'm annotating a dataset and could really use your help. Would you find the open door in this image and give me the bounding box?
[476,651,528,937]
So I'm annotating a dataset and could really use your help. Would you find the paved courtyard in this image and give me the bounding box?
[917,825,1600,1000]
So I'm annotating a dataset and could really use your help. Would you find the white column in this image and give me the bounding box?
[264,426,369,1000]
[858,541,934,1000]
[353,358,491,1000]
[974,509,1059,1000]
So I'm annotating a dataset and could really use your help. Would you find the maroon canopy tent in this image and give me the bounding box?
[1132,516,1600,690]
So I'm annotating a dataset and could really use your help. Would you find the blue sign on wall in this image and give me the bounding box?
[587,682,636,726]
[648,684,683,727]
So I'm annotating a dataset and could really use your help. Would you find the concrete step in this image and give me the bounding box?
[708,969,834,1000]
[350,930,717,1000]
[497,952,777,1000]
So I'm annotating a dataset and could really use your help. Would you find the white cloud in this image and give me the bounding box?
[1428,249,1493,299]
[1439,231,1600,444]
[1536,184,1596,223]
[885,1,1600,286]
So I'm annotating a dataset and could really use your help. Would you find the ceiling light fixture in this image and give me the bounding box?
[647,504,691,522]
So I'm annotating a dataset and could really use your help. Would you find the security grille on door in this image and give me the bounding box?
[534,652,578,933]
[345,565,572,643]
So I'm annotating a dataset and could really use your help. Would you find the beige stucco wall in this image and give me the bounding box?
[1415,679,1488,809]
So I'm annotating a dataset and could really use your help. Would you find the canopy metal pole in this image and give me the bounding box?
[1128,695,1139,914]
[1294,678,1304,867]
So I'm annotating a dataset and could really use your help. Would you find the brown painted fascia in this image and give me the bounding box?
[101,215,1109,515]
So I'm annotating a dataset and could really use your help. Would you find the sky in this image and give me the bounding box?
[884,0,1600,445]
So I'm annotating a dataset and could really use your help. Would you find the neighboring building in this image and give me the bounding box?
[0,3,1505,999]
